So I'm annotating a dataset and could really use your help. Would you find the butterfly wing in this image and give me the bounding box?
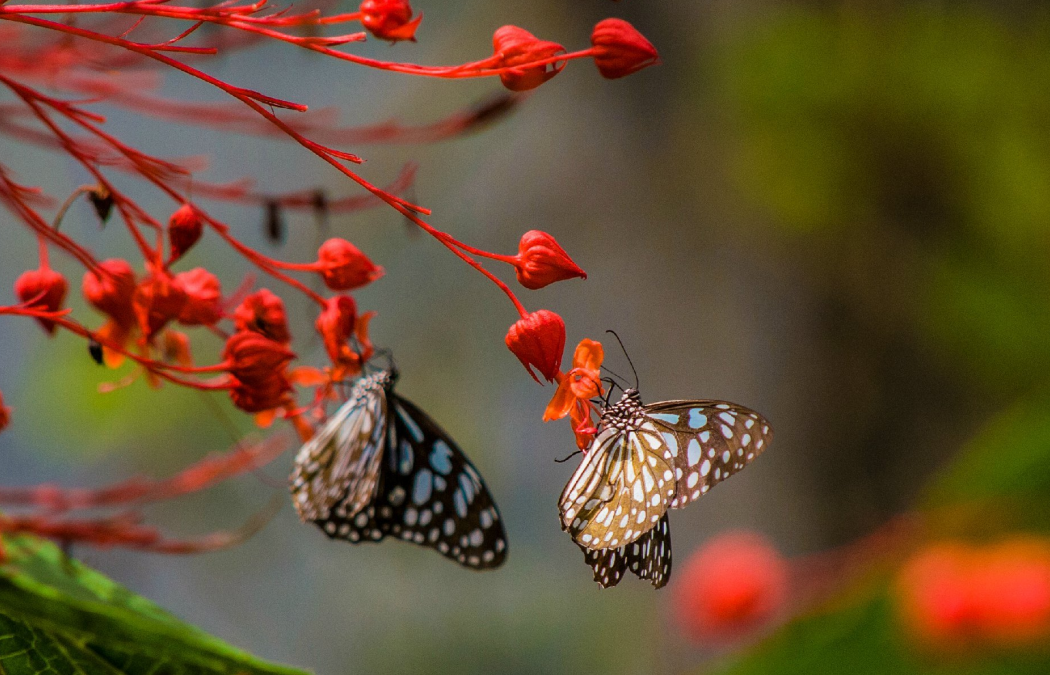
[643,400,772,509]
[579,514,672,589]
[314,392,508,570]
[290,377,388,522]
[558,422,677,551]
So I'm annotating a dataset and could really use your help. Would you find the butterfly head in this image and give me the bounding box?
[599,388,645,430]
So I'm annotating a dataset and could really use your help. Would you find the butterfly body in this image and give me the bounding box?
[291,370,508,570]
[560,388,771,588]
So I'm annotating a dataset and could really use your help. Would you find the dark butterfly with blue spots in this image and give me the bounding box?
[561,389,772,588]
[291,369,507,569]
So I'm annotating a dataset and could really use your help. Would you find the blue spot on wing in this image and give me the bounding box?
[649,413,680,424]
[397,405,424,442]
[688,409,708,429]
[430,440,454,475]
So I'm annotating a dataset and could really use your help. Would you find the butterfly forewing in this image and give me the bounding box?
[559,420,677,551]
[290,376,388,522]
[579,514,672,589]
[308,389,508,570]
[643,400,772,509]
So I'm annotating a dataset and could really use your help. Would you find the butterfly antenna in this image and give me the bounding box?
[554,450,582,463]
[605,330,639,390]
[600,365,630,386]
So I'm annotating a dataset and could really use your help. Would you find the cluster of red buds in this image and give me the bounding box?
[0,0,660,556]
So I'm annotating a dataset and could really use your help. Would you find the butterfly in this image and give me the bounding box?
[291,369,508,569]
[560,388,771,588]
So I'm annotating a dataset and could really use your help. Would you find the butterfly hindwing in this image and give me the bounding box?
[377,394,508,569]
[579,514,672,589]
[559,420,677,552]
[644,400,772,509]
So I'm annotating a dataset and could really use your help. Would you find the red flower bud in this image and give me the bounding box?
[590,19,660,79]
[317,238,384,291]
[316,295,358,365]
[492,26,566,92]
[505,309,565,383]
[233,289,290,343]
[168,204,203,262]
[175,268,223,326]
[514,230,586,290]
[229,372,292,413]
[675,532,788,643]
[132,273,187,341]
[360,0,422,42]
[0,390,10,434]
[223,330,296,387]
[15,267,67,335]
[83,259,137,328]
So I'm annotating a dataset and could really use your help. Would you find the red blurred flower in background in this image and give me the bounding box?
[896,537,1050,649]
[675,531,789,643]
[360,0,422,42]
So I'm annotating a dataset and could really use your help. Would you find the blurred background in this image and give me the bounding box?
[3,0,1050,673]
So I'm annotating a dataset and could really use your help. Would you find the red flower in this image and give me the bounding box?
[506,309,565,383]
[544,338,603,449]
[514,230,586,290]
[316,238,384,291]
[83,259,137,328]
[175,268,223,326]
[14,267,67,335]
[492,26,566,92]
[897,538,1050,648]
[590,19,660,80]
[167,203,203,262]
[0,390,10,434]
[132,272,187,341]
[972,539,1050,644]
[675,531,788,643]
[229,373,292,413]
[316,295,358,365]
[360,0,422,42]
[223,330,296,387]
[233,289,290,343]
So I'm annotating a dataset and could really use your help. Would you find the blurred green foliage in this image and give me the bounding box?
[719,5,1050,391]
[15,332,246,465]
[711,6,1050,674]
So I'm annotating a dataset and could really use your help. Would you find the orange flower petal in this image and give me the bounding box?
[544,379,576,422]
[573,338,603,372]
[289,366,328,387]
[254,409,278,428]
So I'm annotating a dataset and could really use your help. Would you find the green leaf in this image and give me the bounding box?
[0,535,308,675]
